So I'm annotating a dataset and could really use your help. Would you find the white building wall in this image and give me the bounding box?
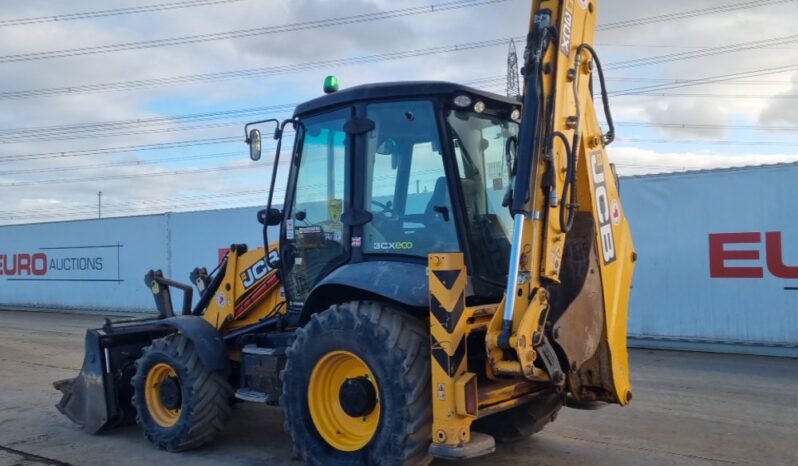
[2,163,796,356]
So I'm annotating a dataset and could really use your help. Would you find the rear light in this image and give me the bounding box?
[455,372,478,418]
[464,376,477,416]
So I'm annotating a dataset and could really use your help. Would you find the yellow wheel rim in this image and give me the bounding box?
[308,350,380,452]
[144,362,182,427]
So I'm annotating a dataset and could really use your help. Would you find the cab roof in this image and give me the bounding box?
[294,81,520,117]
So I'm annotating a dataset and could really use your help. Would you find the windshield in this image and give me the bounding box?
[447,109,518,285]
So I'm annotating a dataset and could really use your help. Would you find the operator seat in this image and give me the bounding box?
[424,177,451,224]
[416,177,458,252]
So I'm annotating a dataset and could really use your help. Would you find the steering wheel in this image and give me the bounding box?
[371,200,397,219]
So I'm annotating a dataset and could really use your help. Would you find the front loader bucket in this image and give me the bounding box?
[55,322,170,433]
[55,330,113,433]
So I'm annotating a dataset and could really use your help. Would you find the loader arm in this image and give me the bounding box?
[485,0,635,405]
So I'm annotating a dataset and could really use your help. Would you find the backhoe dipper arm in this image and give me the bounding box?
[487,0,635,406]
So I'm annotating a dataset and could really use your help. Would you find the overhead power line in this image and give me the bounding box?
[0,198,263,221]
[615,122,798,132]
[599,43,798,51]
[0,104,295,144]
[604,34,798,70]
[605,76,796,86]
[0,196,269,222]
[0,0,246,27]
[620,138,798,147]
[8,119,796,177]
[3,59,795,163]
[3,1,794,101]
[0,136,241,163]
[0,163,262,188]
[614,92,798,99]
[0,103,294,138]
[0,189,272,219]
[0,130,294,164]
[597,0,796,31]
[0,0,509,63]
[2,31,792,141]
[0,151,244,176]
[0,119,284,144]
[0,37,520,100]
[0,0,786,65]
[5,11,796,102]
[611,64,798,96]
[0,71,512,141]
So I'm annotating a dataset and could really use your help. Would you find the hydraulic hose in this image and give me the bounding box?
[576,43,615,145]
[501,10,552,350]
[558,44,615,234]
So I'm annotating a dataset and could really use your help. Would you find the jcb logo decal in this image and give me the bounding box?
[240,249,279,289]
[591,151,617,264]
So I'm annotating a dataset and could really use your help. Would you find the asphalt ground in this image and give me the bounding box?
[1,309,796,466]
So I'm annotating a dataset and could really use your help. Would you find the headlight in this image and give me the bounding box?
[473,101,486,113]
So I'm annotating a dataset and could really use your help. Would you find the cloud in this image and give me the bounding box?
[642,99,727,138]
[610,145,798,176]
[1,0,797,225]
[759,72,798,125]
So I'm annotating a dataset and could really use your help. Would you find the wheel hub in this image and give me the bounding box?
[144,362,182,427]
[159,376,182,410]
[339,376,377,418]
[308,350,381,451]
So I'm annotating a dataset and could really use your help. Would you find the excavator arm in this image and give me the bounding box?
[485,0,635,405]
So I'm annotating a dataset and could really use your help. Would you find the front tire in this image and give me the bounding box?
[131,334,232,451]
[281,301,431,465]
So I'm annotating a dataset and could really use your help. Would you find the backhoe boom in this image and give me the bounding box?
[486,0,635,405]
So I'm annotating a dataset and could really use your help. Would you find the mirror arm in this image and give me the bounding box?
[244,118,280,143]
[263,118,303,269]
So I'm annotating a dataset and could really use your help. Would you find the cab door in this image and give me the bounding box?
[281,108,351,304]
[361,100,459,258]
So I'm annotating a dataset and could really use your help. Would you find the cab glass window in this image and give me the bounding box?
[364,101,459,256]
[447,109,517,284]
[285,108,349,300]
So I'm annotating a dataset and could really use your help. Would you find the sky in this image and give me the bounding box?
[0,0,797,225]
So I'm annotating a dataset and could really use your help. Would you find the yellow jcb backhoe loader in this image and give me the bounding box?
[55,0,635,463]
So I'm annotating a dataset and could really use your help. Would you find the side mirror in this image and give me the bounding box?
[257,208,282,226]
[248,128,262,161]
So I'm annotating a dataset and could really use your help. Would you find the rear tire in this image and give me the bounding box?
[131,334,232,451]
[472,388,562,443]
[281,301,432,465]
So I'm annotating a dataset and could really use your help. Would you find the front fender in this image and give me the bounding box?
[153,316,229,372]
[303,261,428,320]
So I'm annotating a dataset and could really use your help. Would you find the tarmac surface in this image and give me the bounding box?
[0,309,796,466]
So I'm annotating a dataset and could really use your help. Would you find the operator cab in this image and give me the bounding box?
[249,81,522,315]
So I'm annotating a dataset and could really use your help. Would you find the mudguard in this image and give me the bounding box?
[55,316,228,433]
[150,317,229,372]
[306,261,428,308]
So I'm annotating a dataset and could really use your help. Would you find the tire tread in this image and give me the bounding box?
[131,334,232,452]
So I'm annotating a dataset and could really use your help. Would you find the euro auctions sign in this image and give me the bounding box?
[710,232,798,279]
[0,252,48,276]
[0,243,122,282]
